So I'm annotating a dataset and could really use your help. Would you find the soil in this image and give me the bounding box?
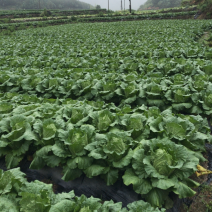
[167,145,212,212]
[185,150,212,212]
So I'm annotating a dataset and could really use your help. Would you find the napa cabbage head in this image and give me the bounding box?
[92,110,115,132]
[65,128,88,156]
[173,87,190,103]
[102,80,116,92]
[103,130,133,162]
[152,149,173,176]
[147,84,161,95]
[193,80,205,91]
[192,75,207,91]
[0,115,36,143]
[81,80,92,90]
[0,102,13,114]
[127,115,144,132]
[64,79,74,91]
[71,108,85,124]
[124,73,138,82]
[60,125,95,157]
[144,107,160,119]
[124,82,138,98]
[124,138,199,208]
[103,133,126,162]
[173,74,184,85]
[204,93,212,108]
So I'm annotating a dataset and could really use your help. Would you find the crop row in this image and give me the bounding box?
[0,167,165,212]
[0,11,197,33]
[0,9,107,17]
[0,52,212,72]
[0,5,197,18]
[1,102,210,156]
[0,70,212,114]
[8,11,196,25]
[0,100,210,207]
[79,11,196,22]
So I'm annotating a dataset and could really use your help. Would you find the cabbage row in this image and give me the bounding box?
[0,101,211,207]
[0,168,165,212]
[1,69,212,114]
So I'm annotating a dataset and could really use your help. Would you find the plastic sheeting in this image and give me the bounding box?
[0,157,140,207]
[0,128,212,211]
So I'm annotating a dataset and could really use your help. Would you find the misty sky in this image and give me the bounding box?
[81,0,147,11]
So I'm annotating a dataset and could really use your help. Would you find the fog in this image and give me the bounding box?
[81,0,147,11]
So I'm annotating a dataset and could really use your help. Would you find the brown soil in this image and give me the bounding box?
[177,152,212,212]
[188,181,212,212]
[41,179,59,193]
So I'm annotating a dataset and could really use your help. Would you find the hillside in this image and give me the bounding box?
[182,0,212,18]
[139,0,182,10]
[0,0,94,10]
[139,0,212,19]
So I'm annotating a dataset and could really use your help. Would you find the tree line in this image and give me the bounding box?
[0,0,92,10]
[139,0,182,10]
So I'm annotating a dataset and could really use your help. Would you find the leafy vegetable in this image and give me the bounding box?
[123,138,200,208]
[0,168,165,212]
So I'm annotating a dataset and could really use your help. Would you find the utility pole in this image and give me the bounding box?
[121,0,123,11]
[129,0,131,13]
[108,0,109,15]
[124,0,125,11]
[39,0,41,9]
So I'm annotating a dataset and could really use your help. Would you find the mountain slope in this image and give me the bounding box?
[0,0,94,10]
[182,0,212,18]
[139,0,182,10]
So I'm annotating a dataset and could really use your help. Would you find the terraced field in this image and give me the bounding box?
[1,20,212,211]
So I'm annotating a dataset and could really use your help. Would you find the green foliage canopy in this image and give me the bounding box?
[139,0,182,10]
[0,0,92,10]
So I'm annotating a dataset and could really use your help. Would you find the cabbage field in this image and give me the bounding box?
[1,19,212,211]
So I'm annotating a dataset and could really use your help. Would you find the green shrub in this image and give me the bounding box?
[114,12,121,16]
[207,33,212,41]
[40,9,51,17]
[18,24,26,30]
[2,30,11,35]
[28,25,34,29]
[71,16,77,21]
[4,18,11,23]
[98,12,104,17]
[199,3,208,10]
[8,25,15,32]
[96,5,101,9]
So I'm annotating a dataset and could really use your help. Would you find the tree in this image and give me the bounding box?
[96,5,101,9]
